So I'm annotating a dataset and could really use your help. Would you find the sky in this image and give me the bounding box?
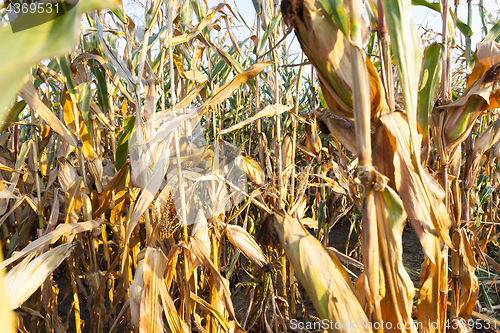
[121,0,500,66]
[203,0,500,55]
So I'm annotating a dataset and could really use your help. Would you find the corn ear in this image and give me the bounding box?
[282,0,388,121]
[272,210,371,332]
[57,157,78,193]
[467,41,500,88]
[465,116,500,188]
[305,114,322,159]
[139,247,167,333]
[130,248,167,332]
[315,108,358,155]
[225,224,267,267]
[237,156,265,187]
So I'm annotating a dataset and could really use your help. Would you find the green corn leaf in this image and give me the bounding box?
[57,55,78,101]
[382,0,422,145]
[116,115,136,171]
[0,101,26,134]
[146,0,163,30]
[317,0,349,36]
[483,20,500,42]
[15,139,32,171]
[418,43,442,142]
[0,0,119,128]
[257,12,282,55]
[479,0,489,35]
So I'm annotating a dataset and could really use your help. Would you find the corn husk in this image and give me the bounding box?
[0,251,15,333]
[281,0,388,121]
[237,156,265,187]
[305,114,322,159]
[272,210,371,332]
[315,108,358,155]
[129,259,144,328]
[192,209,211,267]
[435,63,500,154]
[57,158,78,193]
[466,116,500,188]
[225,224,267,267]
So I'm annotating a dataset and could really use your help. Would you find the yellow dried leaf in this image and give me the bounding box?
[4,243,74,310]
[202,63,272,107]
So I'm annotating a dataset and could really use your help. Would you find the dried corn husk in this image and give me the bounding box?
[129,259,144,328]
[57,158,78,193]
[272,211,371,332]
[305,114,322,159]
[192,209,211,267]
[0,253,15,332]
[4,243,74,310]
[236,156,265,187]
[466,116,500,188]
[436,63,500,154]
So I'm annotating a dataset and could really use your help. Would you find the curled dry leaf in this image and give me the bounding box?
[456,229,479,319]
[184,70,208,84]
[19,79,77,147]
[0,220,105,270]
[380,112,452,254]
[219,104,292,135]
[202,63,272,107]
[0,181,16,200]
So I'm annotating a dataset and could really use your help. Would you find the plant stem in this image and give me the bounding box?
[30,108,43,229]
